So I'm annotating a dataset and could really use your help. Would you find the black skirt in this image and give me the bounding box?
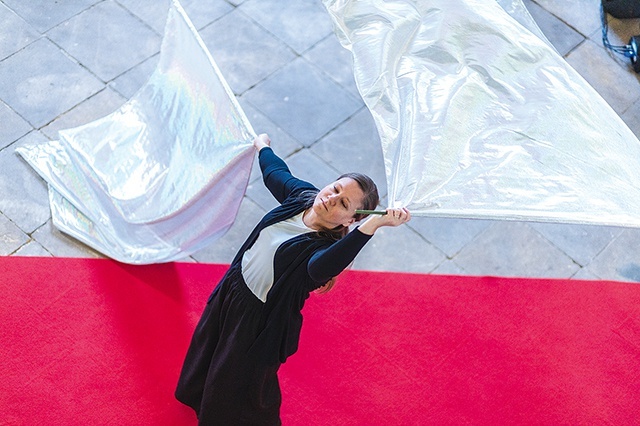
[175,264,282,425]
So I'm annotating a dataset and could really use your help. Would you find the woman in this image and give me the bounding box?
[175,133,410,425]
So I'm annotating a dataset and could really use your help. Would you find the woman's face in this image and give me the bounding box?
[312,177,365,229]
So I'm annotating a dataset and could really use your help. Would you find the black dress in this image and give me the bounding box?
[175,148,372,425]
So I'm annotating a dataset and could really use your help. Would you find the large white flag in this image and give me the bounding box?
[17,0,255,264]
[324,0,640,227]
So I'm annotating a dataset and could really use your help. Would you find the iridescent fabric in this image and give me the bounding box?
[17,0,255,264]
[324,0,640,227]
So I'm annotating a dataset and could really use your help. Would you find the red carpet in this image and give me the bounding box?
[1,257,639,425]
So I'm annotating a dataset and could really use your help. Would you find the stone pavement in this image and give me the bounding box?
[1,0,639,281]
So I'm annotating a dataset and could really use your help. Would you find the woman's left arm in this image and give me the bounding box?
[308,208,411,283]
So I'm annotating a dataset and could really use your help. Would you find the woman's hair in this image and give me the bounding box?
[301,173,380,293]
[339,172,380,223]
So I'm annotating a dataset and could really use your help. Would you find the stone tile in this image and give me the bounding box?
[0,212,29,255]
[352,224,446,273]
[243,58,362,146]
[238,100,303,182]
[239,101,303,158]
[453,221,580,278]
[0,38,104,128]
[566,39,640,114]
[408,217,493,258]
[180,0,234,30]
[284,149,342,188]
[570,267,601,281]
[239,0,333,54]
[198,9,295,95]
[191,197,265,264]
[0,132,51,234]
[0,3,40,60]
[532,0,602,37]
[40,88,127,140]
[13,240,52,257]
[31,219,104,259]
[116,0,171,34]
[3,0,96,33]
[586,228,640,282]
[47,1,161,82]
[0,101,32,150]
[310,107,387,198]
[524,0,584,56]
[109,54,159,99]
[432,259,467,276]
[529,222,623,266]
[302,34,360,99]
[118,0,232,34]
[621,98,640,135]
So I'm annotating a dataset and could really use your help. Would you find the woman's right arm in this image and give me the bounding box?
[254,133,313,203]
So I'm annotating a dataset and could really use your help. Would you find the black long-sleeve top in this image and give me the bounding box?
[235,147,373,365]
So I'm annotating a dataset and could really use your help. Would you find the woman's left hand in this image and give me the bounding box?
[358,207,411,235]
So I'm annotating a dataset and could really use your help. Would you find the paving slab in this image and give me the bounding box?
[586,228,640,282]
[453,221,581,278]
[352,224,447,273]
[566,39,640,114]
[408,217,493,259]
[108,54,159,99]
[115,0,170,35]
[0,132,50,234]
[31,219,103,259]
[523,0,584,56]
[40,88,127,140]
[13,240,52,257]
[0,101,32,150]
[532,0,602,37]
[177,0,234,30]
[47,1,161,82]
[243,57,362,146]
[571,267,602,280]
[118,0,232,34]
[198,8,296,95]
[0,38,104,128]
[310,107,388,198]
[238,100,304,181]
[529,222,624,267]
[432,259,467,275]
[302,34,360,99]
[0,212,29,255]
[239,100,303,159]
[239,0,333,54]
[2,0,96,33]
[621,98,640,133]
[0,3,40,61]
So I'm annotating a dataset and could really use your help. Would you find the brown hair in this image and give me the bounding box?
[302,173,380,293]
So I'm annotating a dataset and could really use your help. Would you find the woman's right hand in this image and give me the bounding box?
[253,133,271,151]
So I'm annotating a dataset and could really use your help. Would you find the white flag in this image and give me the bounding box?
[17,0,255,264]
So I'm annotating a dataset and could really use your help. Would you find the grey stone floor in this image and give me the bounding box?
[1,0,639,281]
